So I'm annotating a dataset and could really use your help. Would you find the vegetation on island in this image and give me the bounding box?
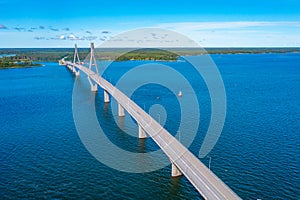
[0,56,42,69]
[115,49,178,61]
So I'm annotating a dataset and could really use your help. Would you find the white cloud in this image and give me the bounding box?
[155,21,300,47]
[157,21,300,31]
[1,21,299,47]
[68,34,76,39]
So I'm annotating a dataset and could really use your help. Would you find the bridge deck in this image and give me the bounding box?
[65,61,241,200]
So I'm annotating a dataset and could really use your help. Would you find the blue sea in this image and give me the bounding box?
[0,53,299,199]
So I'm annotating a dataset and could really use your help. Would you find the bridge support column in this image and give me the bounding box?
[88,76,97,92]
[70,66,80,76]
[138,124,147,139]
[118,103,125,117]
[104,90,110,103]
[91,84,98,92]
[171,162,182,177]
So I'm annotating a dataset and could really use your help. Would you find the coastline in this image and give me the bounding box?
[0,64,44,70]
[1,48,299,64]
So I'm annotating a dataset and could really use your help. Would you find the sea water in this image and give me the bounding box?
[0,53,299,199]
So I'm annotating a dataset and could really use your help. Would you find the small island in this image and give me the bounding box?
[0,56,42,69]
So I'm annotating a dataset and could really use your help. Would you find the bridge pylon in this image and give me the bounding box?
[88,42,98,92]
[73,44,81,64]
[72,44,80,76]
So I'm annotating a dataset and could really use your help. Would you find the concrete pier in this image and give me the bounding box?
[138,124,147,139]
[104,90,110,103]
[91,84,98,92]
[72,67,80,76]
[118,103,125,117]
[171,162,182,177]
[75,71,80,76]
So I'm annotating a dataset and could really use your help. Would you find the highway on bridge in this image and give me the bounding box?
[63,60,241,200]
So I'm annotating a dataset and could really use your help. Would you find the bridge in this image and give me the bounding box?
[62,43,241,200]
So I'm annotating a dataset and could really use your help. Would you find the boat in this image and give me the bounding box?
[178,91,182,97]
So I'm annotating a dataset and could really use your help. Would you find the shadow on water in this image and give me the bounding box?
[167,176,194,200]
[117,115,125,132]
[103,102,110,118]
[137,138,146,153]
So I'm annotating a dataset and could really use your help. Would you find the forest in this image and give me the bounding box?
[0,47,299,67]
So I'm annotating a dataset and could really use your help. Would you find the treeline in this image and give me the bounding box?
[206,47,300,54]
[31,52,89,62]
[0,48,179,62]
[0,48,89,62]
[0,47,299,63]
[115,49,178,61]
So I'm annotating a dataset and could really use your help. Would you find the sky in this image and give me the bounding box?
[0,0,300,47]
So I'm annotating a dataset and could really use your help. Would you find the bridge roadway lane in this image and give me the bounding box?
[66,62,241,200]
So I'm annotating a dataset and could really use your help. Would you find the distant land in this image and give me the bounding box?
[0,48,299,66]
[0,55,42,69]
